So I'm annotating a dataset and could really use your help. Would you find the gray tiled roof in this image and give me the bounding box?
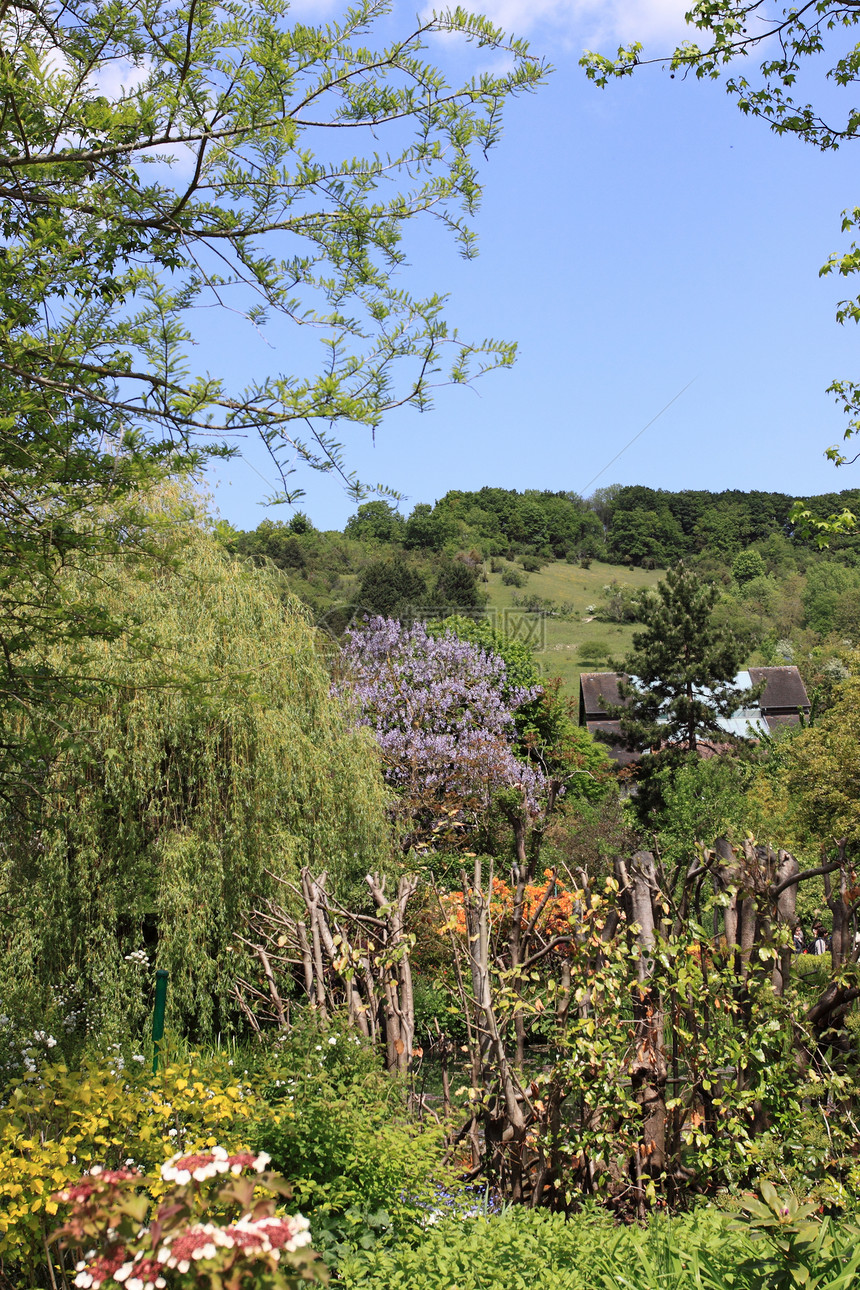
[579,666,810,761]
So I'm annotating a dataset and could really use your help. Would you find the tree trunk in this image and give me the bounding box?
[773,850,799,997]
[622,851,668,1180]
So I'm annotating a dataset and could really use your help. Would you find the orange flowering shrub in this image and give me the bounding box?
[438,871,584,947]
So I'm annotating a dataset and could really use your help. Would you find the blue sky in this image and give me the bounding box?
[207,0,860,532]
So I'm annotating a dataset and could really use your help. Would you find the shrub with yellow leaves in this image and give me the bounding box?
[0,1053,284,1286]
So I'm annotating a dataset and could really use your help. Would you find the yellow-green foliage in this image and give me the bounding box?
[0,503,392,1042]
[0,1055,277,1278]
[746,659,860,854]
[777,671,860,845]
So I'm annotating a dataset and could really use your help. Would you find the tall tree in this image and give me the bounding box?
[336,617,546,849]
[0,506,391,1045]
[345,502,406,545]
[610,564,751,755]
[430,559,486,612]
[357,557,428,618]
[2,0,544,495]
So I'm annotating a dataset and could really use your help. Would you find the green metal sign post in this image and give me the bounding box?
[152,969,168,1073]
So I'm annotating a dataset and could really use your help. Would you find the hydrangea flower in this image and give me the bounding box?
[160,1147,270,1184]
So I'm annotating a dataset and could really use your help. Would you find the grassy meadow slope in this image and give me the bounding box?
[483,560,663,694]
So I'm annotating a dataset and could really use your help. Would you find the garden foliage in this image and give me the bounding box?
[0,518,391,1048]
[0,1054,264,1284]
[339,1199,860,1290]
[53,1149,323,1290]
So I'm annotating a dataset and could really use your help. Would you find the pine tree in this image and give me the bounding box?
[431,560,485,612]
[357,559,428,618]
[611,564,752,754]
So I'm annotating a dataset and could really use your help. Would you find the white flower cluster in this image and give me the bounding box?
[114,1269,164,1290]
[50,985,86,1032]
[75,1260,165,1290]
[160,1147,271,1185]
[225,1213,312,1257]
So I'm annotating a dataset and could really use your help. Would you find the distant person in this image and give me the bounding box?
[812,929,828,956]
[793,926,805,954]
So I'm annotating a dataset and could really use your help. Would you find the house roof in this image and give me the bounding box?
[579,671,624,722]
[579,665,810,764]
[580,719,640,767]
[748,666,811,714]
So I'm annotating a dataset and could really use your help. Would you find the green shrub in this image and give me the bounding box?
[340,1201,860,1290]
[579,639,613,664]
[501,567,526,587]
[0,1051,267,1285]
[249,1021,450,1263]
[53,1147,325,1290]
[339,1209,588,1290]
[732,549,766,584]
[338,1207,744,1290]
[725,1182,860,1290]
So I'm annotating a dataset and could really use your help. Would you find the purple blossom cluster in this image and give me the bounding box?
[337,618,548,832]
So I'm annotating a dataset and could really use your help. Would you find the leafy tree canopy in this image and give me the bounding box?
[606,506,685,568]
[752,653,860,848]
[336,616,546,849]
[431,613,612,797]
[430,559,487,612]
[732,548,766,583]
[0,0,545,799]
[357,557,428,618]
[345,502,407,544]
[2,0,544,495]
[403,503,457,553]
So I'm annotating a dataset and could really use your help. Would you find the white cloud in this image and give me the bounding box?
[92,56,152,100]
[431,0,692,48]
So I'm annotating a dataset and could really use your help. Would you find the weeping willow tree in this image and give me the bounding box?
[0,509,392,1047]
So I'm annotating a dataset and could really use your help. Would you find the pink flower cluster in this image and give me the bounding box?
[65,1146,309,1290]
[75,1248,167,1290]
[73,1250,131,1290]
[157,1213,312,1272]
[55,1167,140,1205]
[159,1146,271,1184]
[114,1257,166,1290]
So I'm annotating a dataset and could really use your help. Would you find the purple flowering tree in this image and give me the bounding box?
[336,617,548,850]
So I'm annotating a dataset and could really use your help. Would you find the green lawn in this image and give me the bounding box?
[483,559,664,696]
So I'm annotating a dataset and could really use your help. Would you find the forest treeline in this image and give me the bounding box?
[224,485,860,695]
[229,483,860,571]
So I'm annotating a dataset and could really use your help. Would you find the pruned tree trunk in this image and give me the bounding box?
[773,849,799,996]
[618,850,667,1184]
[368,871,418,1074]
[235,867,417,1074]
